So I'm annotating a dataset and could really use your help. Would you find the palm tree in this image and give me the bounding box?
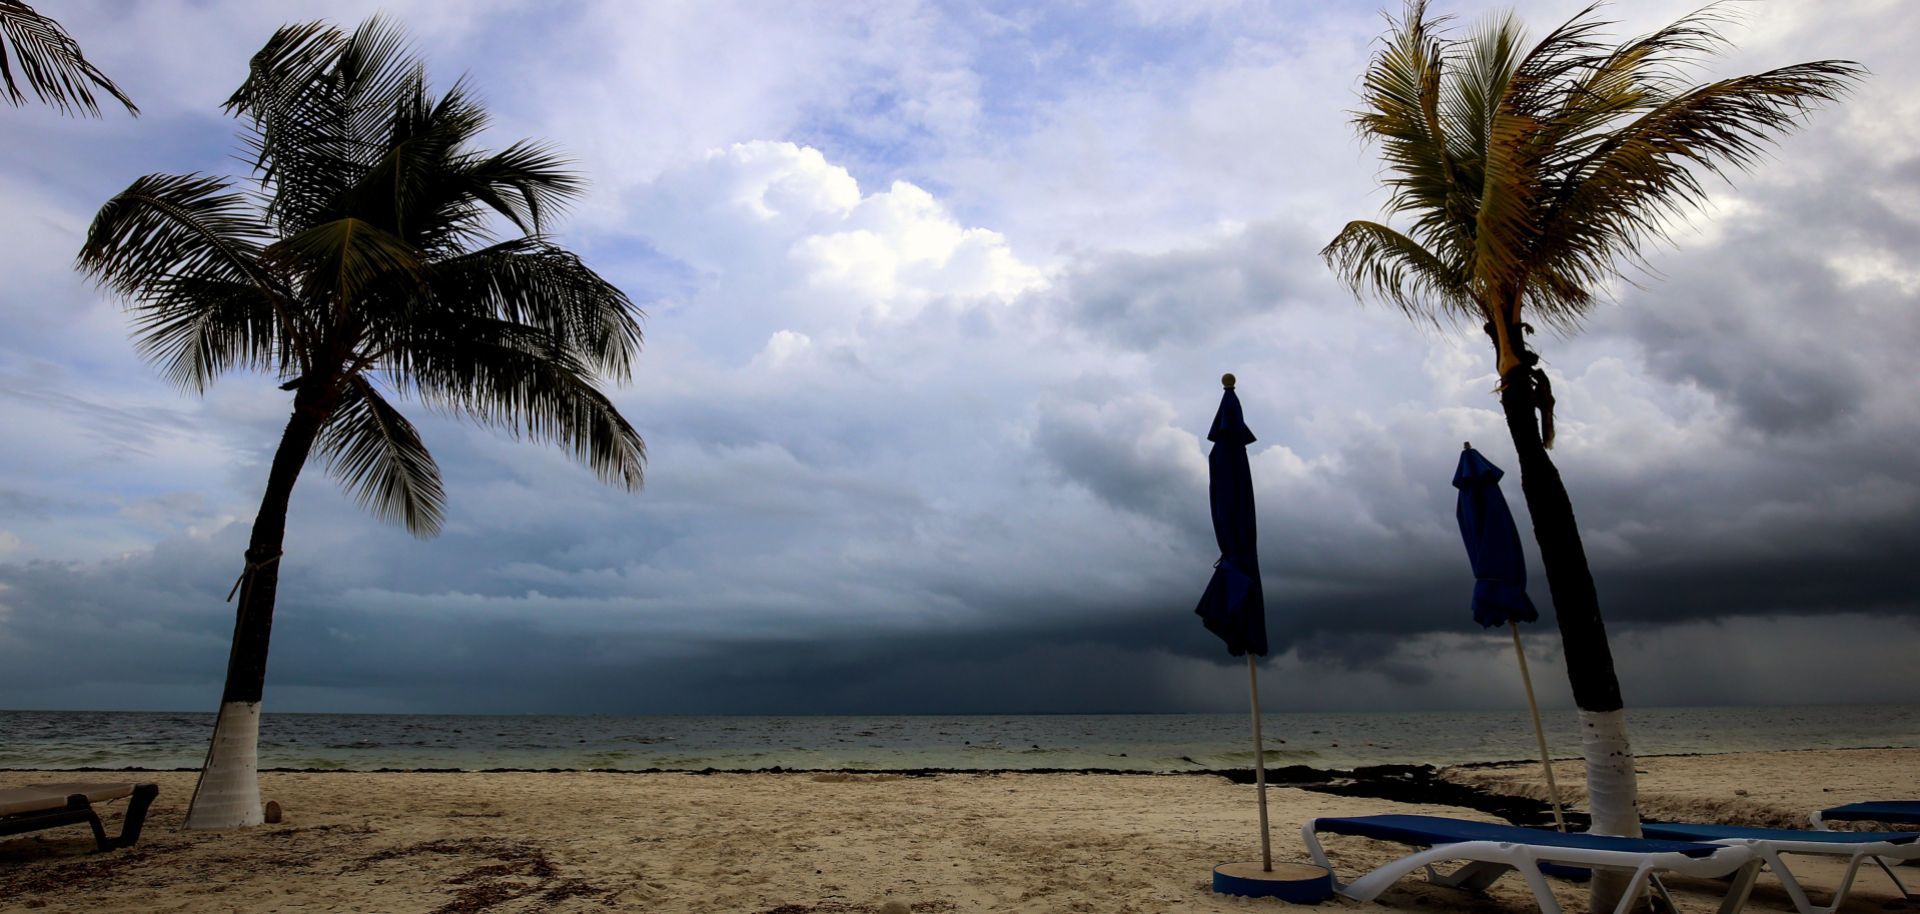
[1323,2,1857,908]
[77,18,645,829]
[1,1,135,115]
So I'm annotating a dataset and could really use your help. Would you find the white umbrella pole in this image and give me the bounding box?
[1509,622,1567,831]
[1247,653,1272,871]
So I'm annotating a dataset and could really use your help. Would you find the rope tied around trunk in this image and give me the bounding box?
[226,549,284,602]
[1486,321,1557,450]
[1532,366,1556,449]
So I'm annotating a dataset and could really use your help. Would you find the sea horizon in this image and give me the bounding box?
[8,703,1915,774]
[11,696,1917,717]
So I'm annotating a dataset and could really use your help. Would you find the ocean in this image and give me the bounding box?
[2,704,1914,773]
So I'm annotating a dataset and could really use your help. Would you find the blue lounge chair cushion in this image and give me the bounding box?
[1646,822,1920,844]
[1314,815,1721,858]
[1819,802,1920,825]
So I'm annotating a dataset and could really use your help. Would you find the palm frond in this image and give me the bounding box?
[453,142,583,236]
[391,317,645,491]
[332,18,418,155]
[77,173,306,380]
[1535,3,1737,170]
[80,174,272,295]
[224,21,348,228]
[1440,8,1528,164]
[406,239,643,377]
[1321,220,1474,324]
[318,376,445,535]
[1539,59,1866,300]
[129,275,282,391]
[0,1,135,115]
[223,20,341,136]
[1356,2,1470,259]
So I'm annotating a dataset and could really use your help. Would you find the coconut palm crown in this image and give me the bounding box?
[76,18,644,828]
[1,0,135,115]
[1325,0,1861,385]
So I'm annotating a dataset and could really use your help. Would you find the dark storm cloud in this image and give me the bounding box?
[1617,155,1920,436]
[5,452,1912,714]
[1032,393,1208,530]
[0,535,244,698]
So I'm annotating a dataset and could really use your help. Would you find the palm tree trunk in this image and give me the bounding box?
[183,388,331,829]
[1495,327,1642,913]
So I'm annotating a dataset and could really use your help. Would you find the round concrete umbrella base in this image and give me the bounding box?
[1212,861,1335,902]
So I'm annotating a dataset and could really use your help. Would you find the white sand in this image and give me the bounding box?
[1443,747,1918,829]
[1,750,1912,913]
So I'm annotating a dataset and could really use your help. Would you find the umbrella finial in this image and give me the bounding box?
[1463,441,1471,450]
[1222,373,1236,389]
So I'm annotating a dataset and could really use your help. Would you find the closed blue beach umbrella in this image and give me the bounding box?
[1452,445,1538,628]
[1452,443,1566,829]
[1196,377,1267,657]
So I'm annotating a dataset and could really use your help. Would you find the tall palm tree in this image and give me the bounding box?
[1,0,135,115]
[77,19,645,829]
[1323,2,1857,908]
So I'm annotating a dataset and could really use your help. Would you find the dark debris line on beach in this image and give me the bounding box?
[1219,764,1587,830]
[6,762,1579,828]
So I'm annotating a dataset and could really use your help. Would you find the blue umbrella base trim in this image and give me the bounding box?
[1212,861,1334,901]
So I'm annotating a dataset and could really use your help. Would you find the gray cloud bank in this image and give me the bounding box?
[1,0,1917,714]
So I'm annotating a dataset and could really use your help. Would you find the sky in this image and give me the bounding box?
[0,0,1916,716]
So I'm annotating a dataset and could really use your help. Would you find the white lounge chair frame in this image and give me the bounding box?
[1693,834,1917,914]
[1303,818,1762,914]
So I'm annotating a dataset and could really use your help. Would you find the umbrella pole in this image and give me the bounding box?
[1247,654,1272,871]
[1509,622,1567,831]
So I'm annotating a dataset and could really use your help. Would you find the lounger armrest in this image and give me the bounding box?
[111,783,159,849]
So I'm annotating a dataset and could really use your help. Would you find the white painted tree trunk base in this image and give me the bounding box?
[184,701,264,829]
[1580,708,1642,913]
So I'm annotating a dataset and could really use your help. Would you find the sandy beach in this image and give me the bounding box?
[1,748,1912,914]
[1444,748,1918,830]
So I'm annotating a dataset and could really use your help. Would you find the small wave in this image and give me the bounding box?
[280,757,348,770]
[1210,748,1324,766]
[575,751,635,768]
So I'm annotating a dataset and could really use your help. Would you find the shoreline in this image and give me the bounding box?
[10,706,1911,777]
[14,743,1908,836]
[8,740,1907,774]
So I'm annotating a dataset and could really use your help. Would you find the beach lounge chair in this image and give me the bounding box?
[0,782,159,851]
[1642,822,1917,914]
[1812,802,1920,829]
[1303,814,1761,914]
